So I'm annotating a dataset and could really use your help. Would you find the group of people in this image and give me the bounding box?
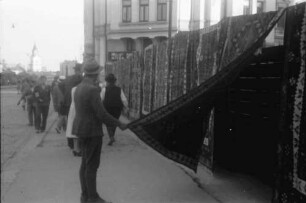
[17,76,51,133]
[17,60,129,203]
[52,61,130,203]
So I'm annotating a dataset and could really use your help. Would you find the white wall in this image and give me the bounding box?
[177,0,191,31]
[210,0,221,25]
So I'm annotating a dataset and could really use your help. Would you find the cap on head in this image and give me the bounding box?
[83,60,102,76]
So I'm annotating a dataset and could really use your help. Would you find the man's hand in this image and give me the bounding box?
[119,122,128,131]
[123,108,129,115]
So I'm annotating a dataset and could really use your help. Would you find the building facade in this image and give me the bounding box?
[28,44,42,72]
[84,0,294,66]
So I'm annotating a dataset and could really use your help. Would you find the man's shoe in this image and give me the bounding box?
[80,195,87,203]
[28,123,33,126]
[87,196,112,203]
[36,130,40,133]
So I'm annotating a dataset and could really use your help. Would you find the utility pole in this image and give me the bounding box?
[105,0,108,66]
[168,0,173,39]
[92,0,96,60]
[167,0,173,103]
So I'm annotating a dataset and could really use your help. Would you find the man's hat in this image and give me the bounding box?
[105,73,117,83]
[83,60,102,75]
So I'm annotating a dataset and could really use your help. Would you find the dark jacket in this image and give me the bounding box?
[72,78,120,138]
[33,85,51,106]
[103,85,123,110]
[60,74,83,116]
[20,87,35,105]
[51,84,64,112]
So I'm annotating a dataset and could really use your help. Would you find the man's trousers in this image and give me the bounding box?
[27,104,36,125]
[35,104,50,131]
[79,136,103,200]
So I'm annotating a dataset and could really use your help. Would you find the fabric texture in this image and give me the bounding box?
[273,3,306,202]
[129,53,142,119]
[186,30,200,90]
[66,87,77,138]
[154,41,169,110]
[168,32,189,101]
[128,10,285,172]
[142,45,156,114]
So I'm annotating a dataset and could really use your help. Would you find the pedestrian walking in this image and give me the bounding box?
[72,60,128,203]
[51,76,66,133]
[101,73,129,146]
[51,75,59,91]
[17,79,36,126]
[33,75,51,133]
[17,80,21,94]
[20,79,30,111]
[65,86,81,156]
[60,63,83,150]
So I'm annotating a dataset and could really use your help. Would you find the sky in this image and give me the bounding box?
[0,0,84,71]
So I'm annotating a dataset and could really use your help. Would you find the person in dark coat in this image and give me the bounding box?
[60,63,83,149]
[17,79,36,126]
[72,60,127,203]
[20,79,30,111]
[52,76,66,133]
[33,75,51,133]
[101,73,129,146]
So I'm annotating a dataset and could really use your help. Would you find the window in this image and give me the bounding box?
[257,1,264,13]
[157,0,167,21]
[243,0,251,15]
[139,0,149,22]
[122,0,131,22]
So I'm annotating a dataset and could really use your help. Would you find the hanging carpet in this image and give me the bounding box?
[273,3,306,202]
[128,10,285,172]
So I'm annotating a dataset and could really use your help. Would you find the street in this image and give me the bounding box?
[1,88,37,167]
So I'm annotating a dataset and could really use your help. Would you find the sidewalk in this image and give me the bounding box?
[2,116,218,203]
[2,115,271,203]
